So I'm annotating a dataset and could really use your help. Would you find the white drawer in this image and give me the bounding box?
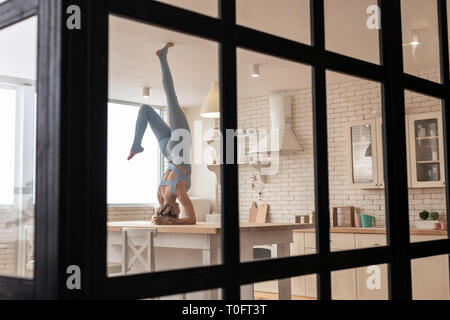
[304,233,355,250]
[330,233,355,250]
[411,235,446,243]
[355,234,386,249]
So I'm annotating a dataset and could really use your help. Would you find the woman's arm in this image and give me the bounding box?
[157,192,164,207]
[176,187,196,225]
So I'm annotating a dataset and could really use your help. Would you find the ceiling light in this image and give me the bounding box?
[251,64,260,78]
[143,87,150,98]
[409,29,420,46]
[201,81,220,119]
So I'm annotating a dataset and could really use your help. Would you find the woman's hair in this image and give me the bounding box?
[156,204,177,218]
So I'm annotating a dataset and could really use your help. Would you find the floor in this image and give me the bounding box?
[254,291,316,300]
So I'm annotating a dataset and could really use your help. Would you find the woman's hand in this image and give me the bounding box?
[151,214,162,225]
[151,214,178,225]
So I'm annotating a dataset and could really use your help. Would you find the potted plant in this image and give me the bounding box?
[419,210,429,220]
[430,211,439,221]
[416,210,440,230]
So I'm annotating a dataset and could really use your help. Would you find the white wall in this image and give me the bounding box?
[185,106,217,212]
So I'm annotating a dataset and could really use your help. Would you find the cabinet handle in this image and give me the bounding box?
[373,183,377,186]
[373,243,380,246]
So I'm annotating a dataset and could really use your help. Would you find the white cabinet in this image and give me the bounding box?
[410,235,449,300]
[347,119,384,189]
[347,112,446,189]
[355,234,389,300]
[305,248,317,298]
[290,232,306,297]
[302,233,317,298]
[406,112,445,188]
[260,232,449,300]
[330,233,357,300]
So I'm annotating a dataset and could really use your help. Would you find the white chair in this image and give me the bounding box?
[107,227,157,276]
[122,228,157,274]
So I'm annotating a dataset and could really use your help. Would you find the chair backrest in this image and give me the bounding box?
[122,228,157,274]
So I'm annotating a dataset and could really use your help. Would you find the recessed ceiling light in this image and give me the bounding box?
[409,29,420,46]
[143,87,150,98]
[251,64,260,78]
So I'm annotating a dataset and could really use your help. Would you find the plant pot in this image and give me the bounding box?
[416,220,439,230]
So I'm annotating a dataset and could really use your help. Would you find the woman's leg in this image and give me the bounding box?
[129,104,171,158]
[158,44,190,133]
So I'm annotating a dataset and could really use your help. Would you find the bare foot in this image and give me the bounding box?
[156,42,174,57]
[127,147,144,161]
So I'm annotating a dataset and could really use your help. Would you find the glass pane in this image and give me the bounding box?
[236,48,316,264]
[401,0,441,83]
[327,71,387,248]
[107,15,221,277]
[351,124,373,183]
[404,91,447,241]
[325,0,380,64]
[411,255,450,300]
[236,0,310,44]
[331,264,388,300]
[0,17,37,279]
[156,0,218,18]
[243,275,318,300]
[414,119,440,182]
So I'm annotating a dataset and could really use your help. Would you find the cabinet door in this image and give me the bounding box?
[411,255,450,300]
[330,234,357,299]
[347,119,380,189]
[290,233,306,296]
[331,268,357,300]
[354,234,388,300]
[356,265,388,300]
[408,112,445,188]
[305,248,317,298]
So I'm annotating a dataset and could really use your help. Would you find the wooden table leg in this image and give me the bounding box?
[202,248,219,300]
[277,243,291,300]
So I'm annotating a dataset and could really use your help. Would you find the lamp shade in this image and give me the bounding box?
[201,81,220,119]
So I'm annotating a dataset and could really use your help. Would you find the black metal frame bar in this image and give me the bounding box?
[0,0,61,300]
[0,0,449,300]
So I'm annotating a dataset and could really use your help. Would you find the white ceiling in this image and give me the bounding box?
[106,0,446,107]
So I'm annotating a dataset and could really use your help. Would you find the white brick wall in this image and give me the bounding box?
[234,68,447,226]
[108,206,155,222]
[0,206,16,276]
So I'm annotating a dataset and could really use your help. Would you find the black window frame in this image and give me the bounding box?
[0,0,448,300]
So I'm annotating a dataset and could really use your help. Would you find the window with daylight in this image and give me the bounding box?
[107,102,161,205]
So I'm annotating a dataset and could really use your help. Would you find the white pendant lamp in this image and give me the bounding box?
[201,81,220,119]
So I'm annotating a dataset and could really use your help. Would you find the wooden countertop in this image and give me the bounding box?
[293,226,448,236]
[108,221,314,234]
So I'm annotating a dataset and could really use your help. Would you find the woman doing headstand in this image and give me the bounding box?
[128,43,196,225]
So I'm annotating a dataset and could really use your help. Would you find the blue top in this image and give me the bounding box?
[158,162,191,197]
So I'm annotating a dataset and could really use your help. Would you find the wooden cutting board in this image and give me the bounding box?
[256,203,268,223]
[248,202,258,223]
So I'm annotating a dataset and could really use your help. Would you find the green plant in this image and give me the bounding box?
[430,211,439,220]
[419,210,429,220]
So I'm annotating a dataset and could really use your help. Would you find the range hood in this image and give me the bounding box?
[247,94,302,153]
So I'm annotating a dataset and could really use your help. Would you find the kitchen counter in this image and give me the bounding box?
[293,226,448,236]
